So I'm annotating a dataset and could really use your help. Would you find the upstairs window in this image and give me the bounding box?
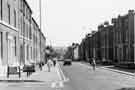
[14,37,16,56]
[8,4,10,24]
[0,0,2,20]
[14,10,16,27]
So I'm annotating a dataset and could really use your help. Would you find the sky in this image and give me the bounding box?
[27,0,135,47]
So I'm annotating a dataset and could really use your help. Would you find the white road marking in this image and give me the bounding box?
[59,81,64,87]
[51,81,64,88]
[56,65,62,81]
[57,63,69,82]
[51,82,56,88]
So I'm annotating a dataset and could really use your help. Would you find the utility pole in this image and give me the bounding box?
[39,0,42,30]
[39,0,42,63]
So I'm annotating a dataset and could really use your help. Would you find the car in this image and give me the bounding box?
[63,59,72,65]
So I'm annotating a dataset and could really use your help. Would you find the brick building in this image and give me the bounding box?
[18,0,33,65]
[0,0,20,75]
[79,10,135,66]
[0,0,46,76]
[40,32,46,63]
[31,18,39,64]
[112,10,134,64]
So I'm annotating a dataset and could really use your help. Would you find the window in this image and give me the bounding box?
[29,27,32,39]
[20,0,23,12]
[27,45,29,60]
[21,17,23,35]
[0,32,3,59]
[14,37,16,56]
[8,4,10,24]
[14,10,16,27]
[0,0,2,20]
[26,23,28,38]
[27,24,29,38]
[23,2,25,16]
[31,47,32,59]
[126,47,128,60]
[125,31,128,41]
[26,9,28,19]
[1,32,3,59]
[23,21,25,36]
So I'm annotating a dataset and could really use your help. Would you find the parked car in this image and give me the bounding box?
[63,59,72,65]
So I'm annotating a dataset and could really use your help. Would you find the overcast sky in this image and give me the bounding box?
[27,0,135,47]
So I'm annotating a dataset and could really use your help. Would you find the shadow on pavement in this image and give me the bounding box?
[116,87,135,90]
[80,61,135,73]
[107,66,135,73]
[0,80,44,83]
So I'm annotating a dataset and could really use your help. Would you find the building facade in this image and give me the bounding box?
[0,0,20,75]
[112,10,134,64]
[18,0,33,65]
[40,32,46,63]
[0,0,46,76]
[79,10,135,65]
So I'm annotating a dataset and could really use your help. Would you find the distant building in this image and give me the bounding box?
[73,44,79,61]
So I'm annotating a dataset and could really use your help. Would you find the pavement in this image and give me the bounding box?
[0,63,65,90]
[99,66,135,76]
[0,64,60,81]
[81,61,135,76]
[29,64,61,82]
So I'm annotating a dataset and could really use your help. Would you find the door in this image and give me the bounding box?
[7,34,17,66]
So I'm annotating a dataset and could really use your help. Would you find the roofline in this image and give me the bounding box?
[24,0,32,14]
[32,17,39,28]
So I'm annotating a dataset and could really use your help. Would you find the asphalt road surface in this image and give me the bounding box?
[60,62,135,90]
[0,62,135,90]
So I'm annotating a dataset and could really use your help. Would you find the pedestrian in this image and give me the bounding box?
[88,58,91,65]
[53,57,57,67]
[39,63,42,71]
[47,57,52,72]
[92,58,96,71]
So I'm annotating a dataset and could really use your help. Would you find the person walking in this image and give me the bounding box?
[92,57,96,71]
[53,57,57,67]
[39,63,42,71]
[47,58,52,72]
[88,58,91,65]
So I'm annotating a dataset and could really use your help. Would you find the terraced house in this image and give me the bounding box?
[79,10,135,67]
[112,10,134,64]
[0,0,46,76]
[18,0,33,65]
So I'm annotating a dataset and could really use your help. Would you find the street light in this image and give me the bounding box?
[39,0,42,64]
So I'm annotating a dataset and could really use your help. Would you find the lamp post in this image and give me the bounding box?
[39,0,42,64]
[39,0,42,31]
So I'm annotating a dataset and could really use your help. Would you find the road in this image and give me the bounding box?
[60,62,135,90]
[0,62,135,90]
